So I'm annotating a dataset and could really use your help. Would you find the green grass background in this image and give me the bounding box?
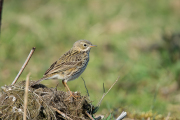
[1,0,180,119]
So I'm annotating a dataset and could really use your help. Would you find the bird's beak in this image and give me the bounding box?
[90,45,97,48]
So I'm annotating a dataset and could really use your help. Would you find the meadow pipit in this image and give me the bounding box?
[32,40,96,98]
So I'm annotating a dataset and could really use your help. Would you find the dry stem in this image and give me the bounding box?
[51,107,73,120]
[85,111,95,120]
[97,76,120,107]
[82,77,89,96]
[12,47,36,85]
[23,73,31,120]
[116,111,127,120]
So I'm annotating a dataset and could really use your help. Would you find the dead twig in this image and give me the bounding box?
[85,111,95,120]
[12,47,36,85]
[116,111,127,120]
[23,73,31,120]
[51,107,73,120]
[97,76,120,107]
[82,77,89,96]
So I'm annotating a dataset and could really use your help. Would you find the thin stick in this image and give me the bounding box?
[116,111,127,120]
[82,77,89,96]
[12,47,36,85]
[23,73,31,120]
[51,107,73,120]
[85,111,95,120]
[97,76,120,107]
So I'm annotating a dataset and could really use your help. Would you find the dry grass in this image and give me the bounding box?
[0,81,98,120]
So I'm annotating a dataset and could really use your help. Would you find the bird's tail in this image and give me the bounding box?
[31,77,47,86]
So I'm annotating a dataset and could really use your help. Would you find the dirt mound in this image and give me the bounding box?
[0,81,98,120]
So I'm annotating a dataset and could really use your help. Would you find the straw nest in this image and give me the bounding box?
[0,81,99,120]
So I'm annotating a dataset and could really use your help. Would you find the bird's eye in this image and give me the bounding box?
[83,44,87,47]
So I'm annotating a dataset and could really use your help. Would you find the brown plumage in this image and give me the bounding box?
[32,40,96,98]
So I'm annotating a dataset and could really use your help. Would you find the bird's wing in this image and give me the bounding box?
[44,51,83,76]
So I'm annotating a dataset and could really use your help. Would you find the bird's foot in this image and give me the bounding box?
[64,91,80,101]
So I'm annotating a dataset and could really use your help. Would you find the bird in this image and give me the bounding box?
[32,40,96,98]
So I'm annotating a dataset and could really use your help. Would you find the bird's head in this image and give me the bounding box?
[73,40,96,52]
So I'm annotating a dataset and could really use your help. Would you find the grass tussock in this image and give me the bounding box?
[0,81,98,120]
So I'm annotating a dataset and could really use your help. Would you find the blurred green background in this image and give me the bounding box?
[1,0,180,119]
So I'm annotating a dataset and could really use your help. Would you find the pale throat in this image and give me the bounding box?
[81,47,91,52]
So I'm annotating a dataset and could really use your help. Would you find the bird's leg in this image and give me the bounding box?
[62,80,77,100]
[62,80,68,92]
